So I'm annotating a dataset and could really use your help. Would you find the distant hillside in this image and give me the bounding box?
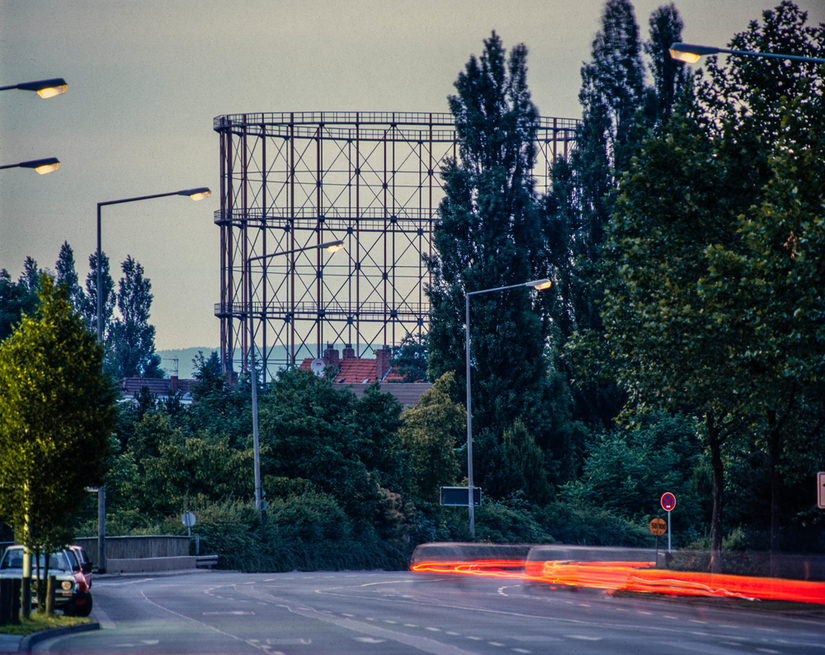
[156,347,219,379]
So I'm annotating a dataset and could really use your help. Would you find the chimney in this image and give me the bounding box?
[323,344,340,368]
[375,346,392,380]
[342,344,355,360]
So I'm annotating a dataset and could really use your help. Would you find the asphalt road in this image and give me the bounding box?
[33,570,825,654]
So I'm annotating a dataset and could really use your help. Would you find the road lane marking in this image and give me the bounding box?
[203,610,255,615]
[138,589,262,652]
[278,603,480,655]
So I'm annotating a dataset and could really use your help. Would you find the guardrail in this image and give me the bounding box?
[196,555,219,569]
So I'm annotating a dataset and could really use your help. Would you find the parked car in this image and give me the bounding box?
[0,545,92,616]
[67,544,93,588]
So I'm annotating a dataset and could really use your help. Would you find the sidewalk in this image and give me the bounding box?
[0,623,98,654]
[0,631,21,654]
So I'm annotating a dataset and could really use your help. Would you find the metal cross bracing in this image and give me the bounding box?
[214,111,578,381]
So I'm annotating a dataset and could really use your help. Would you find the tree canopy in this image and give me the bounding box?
[0,276,116,554]
[591,1,825,565]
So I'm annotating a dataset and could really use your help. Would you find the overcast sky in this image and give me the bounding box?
[2,0,822,352]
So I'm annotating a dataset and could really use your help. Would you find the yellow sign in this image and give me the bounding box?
[649,518,667,536]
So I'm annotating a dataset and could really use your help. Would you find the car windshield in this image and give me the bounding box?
[1,549,71,571]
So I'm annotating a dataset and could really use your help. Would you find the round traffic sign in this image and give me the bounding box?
[660,492,676,512]
[181,511,197,528]
[649,517,667,536]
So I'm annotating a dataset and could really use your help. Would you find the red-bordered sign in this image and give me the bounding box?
[661,492,676,512]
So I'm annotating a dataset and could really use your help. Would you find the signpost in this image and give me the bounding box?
[660,492,676,551]
[649,517,667,559]
[182,511,196,537]
[440,486,481,507]
[818,472,825,510]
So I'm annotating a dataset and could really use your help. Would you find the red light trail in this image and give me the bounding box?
[410,559,825,605]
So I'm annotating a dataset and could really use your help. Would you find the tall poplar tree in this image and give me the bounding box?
[107,255,162,378]
[427,32,554,499]
[645,3,690,121]
[85,251,115,338]
[55,241,87,318]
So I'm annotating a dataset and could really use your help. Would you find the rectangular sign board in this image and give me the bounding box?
[818,472,825,510]
[440,486,481,507]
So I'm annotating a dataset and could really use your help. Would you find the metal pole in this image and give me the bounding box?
[95,204,106,574]
[248,258,263,519]
[246,240,344,521]
[93,187,209,570]
[462,278,550,541]
[465,293,474,539]
[667,509,672,552]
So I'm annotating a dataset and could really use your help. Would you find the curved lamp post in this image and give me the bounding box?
[94,186,211,572]
[0,78,67,98]
[247,240,345,520]
[0,157,60,174]
[465,278,552,538]
[669,42,825,64]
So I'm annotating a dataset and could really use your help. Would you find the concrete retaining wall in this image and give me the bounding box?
[105,556,198,574]
[75,535,190,565]
[410,542,532,566]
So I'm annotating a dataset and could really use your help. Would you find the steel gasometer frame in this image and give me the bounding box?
[214,111,577,381]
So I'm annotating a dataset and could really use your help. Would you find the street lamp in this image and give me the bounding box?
[464,278,552,538]
[94,186,211,572]
[0,157,60,174]
[247,240,345,520]
[0,78,68,98]
[669,42,825,65]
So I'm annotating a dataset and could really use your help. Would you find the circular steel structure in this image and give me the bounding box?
[214,111,577,380]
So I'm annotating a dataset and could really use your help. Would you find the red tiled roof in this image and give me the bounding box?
[120,377,194,397]
[298,356,405,384]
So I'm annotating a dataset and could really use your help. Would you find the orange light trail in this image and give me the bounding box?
[411,559,825,605]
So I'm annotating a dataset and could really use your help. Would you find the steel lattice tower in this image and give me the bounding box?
[214,111,577,380]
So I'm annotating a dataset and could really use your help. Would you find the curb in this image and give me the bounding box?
[18,622,99,653]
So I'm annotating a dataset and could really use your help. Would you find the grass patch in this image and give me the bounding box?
[0,612,91,636]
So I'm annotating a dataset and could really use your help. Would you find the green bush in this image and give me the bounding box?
[536,501,651,547]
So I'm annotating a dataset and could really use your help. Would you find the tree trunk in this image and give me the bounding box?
[45,576,55,615]
[707,412,724,574]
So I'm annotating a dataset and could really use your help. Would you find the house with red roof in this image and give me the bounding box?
[299,344,430,406]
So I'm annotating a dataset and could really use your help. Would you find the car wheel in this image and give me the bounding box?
[75,594,93,618]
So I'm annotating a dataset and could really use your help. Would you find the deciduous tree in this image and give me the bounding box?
[0,276,115,612]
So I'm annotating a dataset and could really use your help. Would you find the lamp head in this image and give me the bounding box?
[16,78,68,98]
[668,43,720,63]
[527,278,552,290]
[324,240,345,253]
[178,187,211,201]
[20,157,61,174]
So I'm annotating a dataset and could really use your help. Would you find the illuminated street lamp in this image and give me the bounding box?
[94,186,211,572]
[0,78,68,98]
[0,157,60,174]
[464,278,552,538]
[669,42,825,65]
[246,240,345,520]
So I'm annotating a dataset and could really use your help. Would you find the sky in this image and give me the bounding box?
[2,0,823,352]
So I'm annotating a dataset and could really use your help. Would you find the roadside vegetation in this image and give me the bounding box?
[0,1,823,577]
[0,614,91,636]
